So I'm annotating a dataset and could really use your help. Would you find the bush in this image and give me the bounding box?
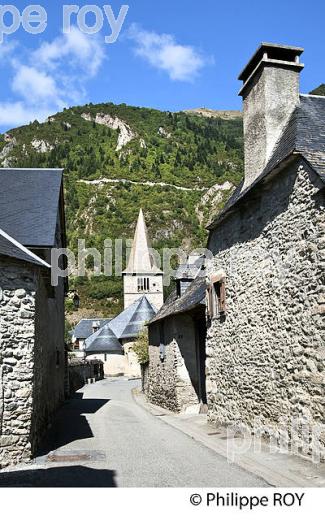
[133,328,149,365]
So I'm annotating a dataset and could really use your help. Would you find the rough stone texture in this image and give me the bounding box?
[0,261,37,467]
[0,256,66,468]
[242,65,300,189]
[206,160,325,459]
[147,316,200,413]
[81,112,136,151]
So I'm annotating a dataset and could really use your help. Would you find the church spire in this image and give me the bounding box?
[124,209,161,274]
[123,209,164,310]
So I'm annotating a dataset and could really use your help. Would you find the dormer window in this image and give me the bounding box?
[137,277,150,292]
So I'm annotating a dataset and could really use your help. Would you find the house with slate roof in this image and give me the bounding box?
[146,255,208,413]
[145,44,325,460]
[0,168,67,468]
[72,209,162,377]
[204,43,325,457]
[71,318,111,350]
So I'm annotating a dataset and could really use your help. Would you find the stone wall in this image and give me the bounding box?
[206,160,325,458]
[147,316,200,413]
[0,256,66,468]
[0,260,38,468]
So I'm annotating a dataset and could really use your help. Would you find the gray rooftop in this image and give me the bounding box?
[84,323,123,354]
[0,168,63,247]
[109,296,157,339]
[149,275,206,325]
[72,319,111,340]
[208,95,325,230]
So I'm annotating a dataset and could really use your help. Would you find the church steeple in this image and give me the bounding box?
[123,209,164,310]
[124,208,161,274]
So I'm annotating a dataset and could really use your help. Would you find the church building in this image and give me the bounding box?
[75,209,163,377]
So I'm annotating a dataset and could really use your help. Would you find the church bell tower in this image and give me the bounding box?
[122,209,164,310]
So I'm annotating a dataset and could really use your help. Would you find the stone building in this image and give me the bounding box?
[147,256,207,413]
[145,43,324,460]
[205,43,325,457]
[72,209,162,377]
[0,168,67,468]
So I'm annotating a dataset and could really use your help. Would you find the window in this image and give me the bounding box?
[207,273,226,319]
[159,322,165,361]
[56,350,60,367]
[137,277,150,292]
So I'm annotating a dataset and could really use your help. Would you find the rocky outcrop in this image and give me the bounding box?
[31,139,54,153]
[158,127,171,138]
[0,137,17,167]
[184,108,242,120]
[81,112,136,151]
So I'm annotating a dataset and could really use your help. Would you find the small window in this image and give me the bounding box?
[207,275,226,319]
[137,277,150,292]
[56,350,60,367]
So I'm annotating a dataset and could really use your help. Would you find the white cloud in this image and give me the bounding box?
[0,101,55,127]
[12,65,62,105]
[34,26,105,77]
[0,28,106,129]
[129,24,208,81]
[0,41,17,60]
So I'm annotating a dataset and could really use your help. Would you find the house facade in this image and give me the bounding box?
[147,256,207,413]
[0,168,67,468]
[145,43,324,460]
[205,44,325,458]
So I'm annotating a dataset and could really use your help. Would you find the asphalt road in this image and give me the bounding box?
[0,378,266,487]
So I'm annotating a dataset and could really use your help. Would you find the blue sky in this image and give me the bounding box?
[0,0,324,132]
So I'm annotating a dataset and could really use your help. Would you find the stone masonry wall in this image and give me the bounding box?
[206,160,325,458]
[0,260,37,468]
[147,316,200,413]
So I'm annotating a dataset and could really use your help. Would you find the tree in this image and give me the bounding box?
[133,327,149,364]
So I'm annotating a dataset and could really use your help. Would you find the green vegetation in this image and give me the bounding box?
[0,101,244,315]
[133,328,149,365]
[310,84,325,96]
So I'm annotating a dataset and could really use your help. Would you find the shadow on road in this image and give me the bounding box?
[0,465,117,487]
[37,393,110,456]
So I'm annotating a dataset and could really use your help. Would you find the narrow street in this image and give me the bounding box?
[0,378,266,487]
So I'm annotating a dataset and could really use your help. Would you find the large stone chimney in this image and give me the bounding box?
[238,43,304,189]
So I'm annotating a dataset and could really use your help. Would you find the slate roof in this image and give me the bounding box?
[72,319,111,340]
[84,323,123,354]
[149,274,207,325]
[0,168,63,246]
[0,228,50,267]
[109,296,157,339]
[207,95,325,230]
[175,256,205,280]
[83,296,157,354]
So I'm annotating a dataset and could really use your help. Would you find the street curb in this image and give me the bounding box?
[132,388,325,488]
